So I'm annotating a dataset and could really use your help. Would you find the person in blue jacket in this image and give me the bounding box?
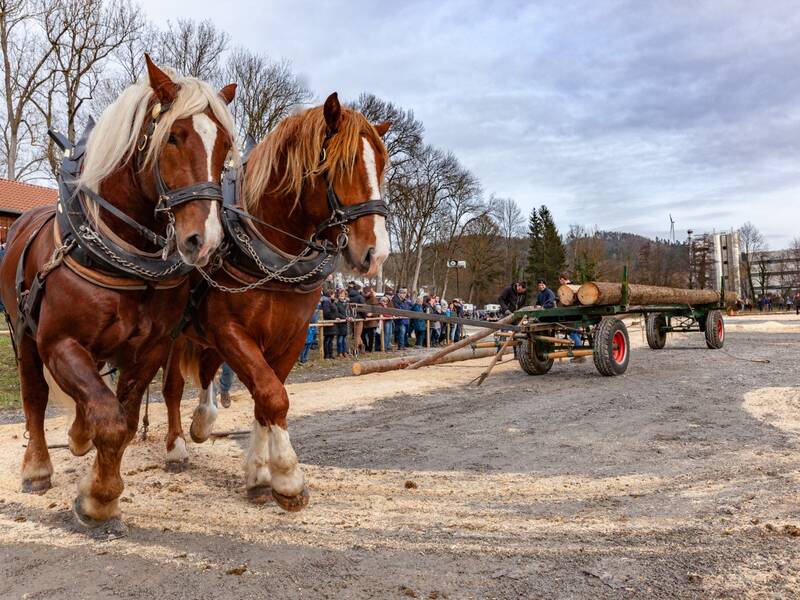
[299,304,320,363]
[392,288,412,349]
[535,279,556,309]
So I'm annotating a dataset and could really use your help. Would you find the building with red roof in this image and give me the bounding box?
[0,178,58,243]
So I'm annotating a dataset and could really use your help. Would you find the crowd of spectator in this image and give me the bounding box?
[739,291,800,314]
[302,282,468,362]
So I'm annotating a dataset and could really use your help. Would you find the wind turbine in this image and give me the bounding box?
[669,214,676,243]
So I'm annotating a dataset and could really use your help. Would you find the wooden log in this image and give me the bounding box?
[576,282,737,307]
[557,284,581,306]
[352,346,512,376]
[406,314,518,370]
[544,348,594,360]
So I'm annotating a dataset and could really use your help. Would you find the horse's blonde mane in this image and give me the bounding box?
[78,69,238,193]
[243,105,388,211]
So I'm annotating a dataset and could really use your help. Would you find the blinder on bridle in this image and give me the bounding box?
[136,100,225,255]
[311,128,390,249]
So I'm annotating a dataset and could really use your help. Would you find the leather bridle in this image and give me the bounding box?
[310,128,390,248]
[133,100,225,253]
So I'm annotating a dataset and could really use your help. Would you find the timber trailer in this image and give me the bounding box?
[514,275,728,377]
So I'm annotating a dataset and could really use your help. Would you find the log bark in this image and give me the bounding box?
[406,314,518,370]
[576,282,737,307]
[557,284,581,306]
[352,346,512,376]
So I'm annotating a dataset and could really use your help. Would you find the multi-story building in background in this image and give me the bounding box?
[688,230,742,297]
[744,248,800,297]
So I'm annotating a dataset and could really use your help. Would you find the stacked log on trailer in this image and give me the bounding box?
[557,284,580,306]
[559,282,736,307]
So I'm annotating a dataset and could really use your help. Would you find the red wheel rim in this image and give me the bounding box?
[612,330,627,363]
[716,319,724,341]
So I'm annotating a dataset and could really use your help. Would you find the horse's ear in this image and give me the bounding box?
[145,53,178,105]
[323,92,341,131]
[374,121,392,137]
[219,83,237,105]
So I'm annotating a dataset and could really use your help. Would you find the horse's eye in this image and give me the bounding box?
[167,134,178,145]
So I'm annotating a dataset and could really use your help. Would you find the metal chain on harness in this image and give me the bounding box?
[197,223,346,293]
[78,225,185,279]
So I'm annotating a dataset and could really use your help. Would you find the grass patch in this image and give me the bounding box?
[0,333,20,409]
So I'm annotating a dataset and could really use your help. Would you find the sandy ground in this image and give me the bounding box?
[1,314,799,599]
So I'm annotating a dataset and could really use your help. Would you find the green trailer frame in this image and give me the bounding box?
[513,270,728,376]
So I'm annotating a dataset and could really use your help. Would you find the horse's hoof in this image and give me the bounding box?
[72,498,128,540]
[164,458,189,473]
[246,485,272,505]
[189,423,209,444]
[271,487,310,512]
[21,476,51,495]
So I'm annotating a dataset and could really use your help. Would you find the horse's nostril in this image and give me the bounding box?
[184,233,203,252]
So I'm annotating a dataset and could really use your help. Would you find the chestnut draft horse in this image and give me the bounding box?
[161,92,390,511]
[0,56,237,535]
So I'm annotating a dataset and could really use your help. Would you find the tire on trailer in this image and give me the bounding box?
[645,312,667,349]
[593,317,630,376]
[518,338,554,375]
[704,309,725,349]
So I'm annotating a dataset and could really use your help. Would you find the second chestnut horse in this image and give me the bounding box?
[162,92,390,511]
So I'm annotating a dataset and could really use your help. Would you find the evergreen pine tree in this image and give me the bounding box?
[525,207,543,285]
[539,206,566,285]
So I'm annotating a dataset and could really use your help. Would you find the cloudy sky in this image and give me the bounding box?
[141,0,800,247]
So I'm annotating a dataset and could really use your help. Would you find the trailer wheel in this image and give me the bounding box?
[645,313,667,349]
[518,339,554,375]
[593,318,630,376]
[704,310,725,349]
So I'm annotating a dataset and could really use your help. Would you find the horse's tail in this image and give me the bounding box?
[177,339,201,388]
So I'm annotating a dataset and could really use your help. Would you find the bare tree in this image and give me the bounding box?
[388,145,471,293]
[461,214,502,304]
[38,0,144,172]
[156,18,227,80]
[91,20,159,109]
[0,0,62,180]
[437,172,483,299]
[490,196,524,283]
[739,221,765,300]
[349,93,423,183]
[224,49,311,141]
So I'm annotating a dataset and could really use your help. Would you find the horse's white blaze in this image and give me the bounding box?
[201,200,223,257]
[362,137,389,267]
[244,420,271,488]
[372,215,390,264]
[191,113,223,257]
[166,437,188,463]
[361,137,381,200]
[192,113,218,181]
[268,424,304,496]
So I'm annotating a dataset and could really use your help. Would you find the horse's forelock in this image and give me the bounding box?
[78,74,239,195]
[243,106,388,212]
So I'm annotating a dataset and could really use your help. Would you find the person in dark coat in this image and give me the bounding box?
[335,289,350,357]
[348,282,365,354]
[361,287,379,352]
[321,290,338,359]
[535,279,556,309]
[498,281,528,315]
